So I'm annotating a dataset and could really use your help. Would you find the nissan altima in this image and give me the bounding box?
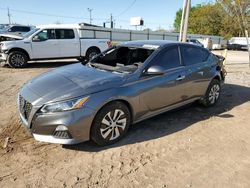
[18,40,225,146]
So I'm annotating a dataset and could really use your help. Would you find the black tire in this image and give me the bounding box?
[200,79,221,107]
[85,47,100,61]
[91,101,131,146]
[77,57,88,65]
[7,51,28,68]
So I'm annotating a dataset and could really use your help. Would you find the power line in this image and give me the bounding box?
[1,6,172,29]
[115,0,137,18]
[0,7,104,21]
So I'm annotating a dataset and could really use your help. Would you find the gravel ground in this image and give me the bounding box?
[0,51,250,188]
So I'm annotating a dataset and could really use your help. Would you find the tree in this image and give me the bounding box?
[217,0,250,36]
[174,9,182,32]
[173,1,249,38]
[188,3,224,36]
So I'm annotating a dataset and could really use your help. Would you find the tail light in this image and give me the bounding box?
[107,41,112,48]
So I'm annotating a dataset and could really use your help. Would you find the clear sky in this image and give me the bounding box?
[0,0,214,30]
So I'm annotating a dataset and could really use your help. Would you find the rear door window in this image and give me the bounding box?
[150,46,181,70]
[181,46,209,66]
[55,29,75,39]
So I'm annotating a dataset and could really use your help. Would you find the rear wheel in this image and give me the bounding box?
[91,102,131,146]
[7,51,28,68]
[85,47,100,62]
[200,79,221,107]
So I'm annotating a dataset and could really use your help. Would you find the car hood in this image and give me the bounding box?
[0,33,23,40]
[21,63,127,106]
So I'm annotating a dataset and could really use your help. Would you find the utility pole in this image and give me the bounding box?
[7,7,11,24]
[110,14,113,28]
[87,8,93,25]
[232,0,250,66]
[179,0,187,42]
[179,0,191,42]
[182,0,191,42]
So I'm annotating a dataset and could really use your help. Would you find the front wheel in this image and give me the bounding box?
[200,79,221,107]
[91,102,131,146]
[7,51,28,68]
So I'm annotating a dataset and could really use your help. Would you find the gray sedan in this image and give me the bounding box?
[18,40,225,146]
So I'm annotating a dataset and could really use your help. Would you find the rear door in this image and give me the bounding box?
[31,29,60,59]
[55,29,80,57]
[180,45,211,97]
[139,46,189,111]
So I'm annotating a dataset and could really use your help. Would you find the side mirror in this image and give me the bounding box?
[144,65,165,76]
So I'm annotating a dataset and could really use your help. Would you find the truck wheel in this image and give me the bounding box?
[91,101,131,146]
[86,48,100,61]
[7,51,28,68]
[200,79,221,107]
[77,57,88,65]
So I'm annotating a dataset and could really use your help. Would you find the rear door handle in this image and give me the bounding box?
[176,75,185,81]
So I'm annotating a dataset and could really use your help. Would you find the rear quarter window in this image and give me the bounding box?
[181,46,209,66]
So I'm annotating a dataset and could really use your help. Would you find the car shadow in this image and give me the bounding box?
[1,60,80,69]
[63,83,250,152]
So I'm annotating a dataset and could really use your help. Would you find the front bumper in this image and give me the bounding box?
[18,95,96,145]
[33,134,79,145]
[0,52,7,61]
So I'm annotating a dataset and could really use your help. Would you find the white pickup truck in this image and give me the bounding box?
[0,24,111,68]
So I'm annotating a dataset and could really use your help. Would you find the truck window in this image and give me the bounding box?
[34,29,56,40]
[55,29,75,39]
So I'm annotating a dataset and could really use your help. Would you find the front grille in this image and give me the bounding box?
[19,95,32,121]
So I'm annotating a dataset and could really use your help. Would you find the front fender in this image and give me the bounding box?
[85,87,140,123]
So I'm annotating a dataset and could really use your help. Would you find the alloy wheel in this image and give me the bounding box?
[100,109,127,141]
[208,84,220,104]
[10,54,25,67]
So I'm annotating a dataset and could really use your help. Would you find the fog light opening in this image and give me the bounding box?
[53,125,72,139]
[55,125,68,131]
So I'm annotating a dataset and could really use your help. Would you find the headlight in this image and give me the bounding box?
[40,96,89,113]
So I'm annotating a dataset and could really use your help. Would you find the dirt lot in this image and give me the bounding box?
[0,51,250,188]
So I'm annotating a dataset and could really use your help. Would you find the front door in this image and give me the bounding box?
[31,29,60,59]
[140,46,189,111]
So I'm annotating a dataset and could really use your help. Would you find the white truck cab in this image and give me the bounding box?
[0,24,111,68]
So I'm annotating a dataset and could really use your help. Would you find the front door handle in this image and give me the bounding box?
[176,75,185,81]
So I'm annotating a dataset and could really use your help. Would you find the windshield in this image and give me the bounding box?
[88,46,155,74]
[22,28,39,38]
[0,25,5,30]
[1,25,10,32]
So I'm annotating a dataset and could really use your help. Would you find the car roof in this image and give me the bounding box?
[120,40,202,49]
[9,24,31,27]
[37,24,80,29]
